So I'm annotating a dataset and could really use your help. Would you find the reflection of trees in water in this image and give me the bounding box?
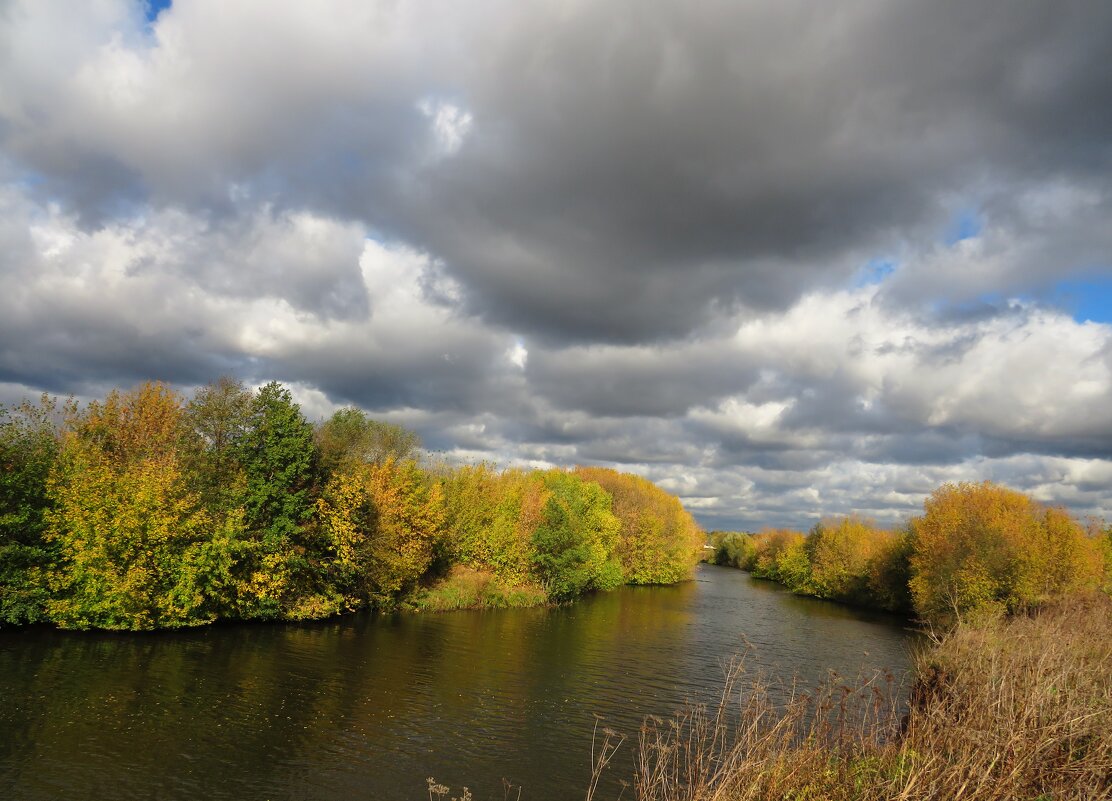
[0,570,912,801]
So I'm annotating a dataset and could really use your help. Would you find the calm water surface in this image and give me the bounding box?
[1,566,916,801]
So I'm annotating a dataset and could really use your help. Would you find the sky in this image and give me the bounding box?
[1,0,1110,531]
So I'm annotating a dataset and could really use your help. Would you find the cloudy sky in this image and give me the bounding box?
[1,0,1110,530]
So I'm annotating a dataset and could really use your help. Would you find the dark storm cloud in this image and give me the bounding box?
[525,343,761,417]
[4,1,1111,343]
[391,0,1112,341]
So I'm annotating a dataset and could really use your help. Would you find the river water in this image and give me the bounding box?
[0,565,916,801]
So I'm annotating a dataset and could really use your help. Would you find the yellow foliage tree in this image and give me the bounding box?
[806,516,886,603]
[439,464,535,581]
[909,482,1102,625]
[573,467,703,584]
[318,458,445,608]
[45,383,216,630]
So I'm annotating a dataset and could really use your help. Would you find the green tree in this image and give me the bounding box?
[231,382,321,619]
[709,531,757,569]
[0,396,59,625]
[238,382,316,548]
[530,471,622,601]
[184,376,252,514]
[316,408,421,480]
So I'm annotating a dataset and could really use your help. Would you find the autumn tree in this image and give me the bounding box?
[530,471,622,601]
[439,464,534,581]
[44,383,217,630]
[317,458,445,608]
[574,467,702,584]
[804,517,881,603]
[909,482,1103,625]
[864,528,913,612]
[0,396,59,625]
[749,529,807,587]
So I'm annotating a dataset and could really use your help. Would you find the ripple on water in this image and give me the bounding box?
[0,565,916,801]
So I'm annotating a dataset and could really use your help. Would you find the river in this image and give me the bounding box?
[0,565,916,801]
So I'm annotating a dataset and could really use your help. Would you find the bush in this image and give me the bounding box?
[574,467,703,584]
[530,471,622,601]
[909,482,1103,626]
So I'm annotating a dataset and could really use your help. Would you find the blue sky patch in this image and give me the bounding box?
[1050,275,1112,324]
[945,208,982,245]
[144,0,172,23]
[852,258,897,288]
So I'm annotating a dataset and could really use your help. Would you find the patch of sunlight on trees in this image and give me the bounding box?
[708,482,1110,626]
[0,378,705,630]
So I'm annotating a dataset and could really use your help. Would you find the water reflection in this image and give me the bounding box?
[0,566,914,801]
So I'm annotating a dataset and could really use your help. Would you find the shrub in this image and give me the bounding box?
[909,482,1103,626]
[574,467,703,584]
[530,471,622,601]
[416,565,548,611]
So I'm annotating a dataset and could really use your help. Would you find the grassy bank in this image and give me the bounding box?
[600,593,1112,801]
[414,566,549,611]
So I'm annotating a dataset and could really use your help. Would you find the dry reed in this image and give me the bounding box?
[597,594,1112,801]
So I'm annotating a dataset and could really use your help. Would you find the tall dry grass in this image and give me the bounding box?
[602,594,1112,801]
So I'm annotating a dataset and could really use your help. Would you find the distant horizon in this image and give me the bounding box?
[1,0,1110,531]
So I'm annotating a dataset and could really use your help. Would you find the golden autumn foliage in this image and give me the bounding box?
[4,379,705,629]
[45,383,216,630]
[749,529,807,584]
[438,464,539,581]
[909,482,1104,625]
[317,457,445,608]
[573,467,703,584]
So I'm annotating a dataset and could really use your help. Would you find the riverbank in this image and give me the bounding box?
[1,380,705,631]
[609,592,1112,801]
[413,566,550,611]
[706,484,1111,628]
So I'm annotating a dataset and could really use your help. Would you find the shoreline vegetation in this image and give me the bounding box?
[576,482,1112,800]
[567,594,1111,801]
[705,482,1111,628]
[427,483,1112,800]
[0,379,703,631]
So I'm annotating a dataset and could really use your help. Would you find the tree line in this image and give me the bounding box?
[708,482,1112,626]
[0,380,704,630]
